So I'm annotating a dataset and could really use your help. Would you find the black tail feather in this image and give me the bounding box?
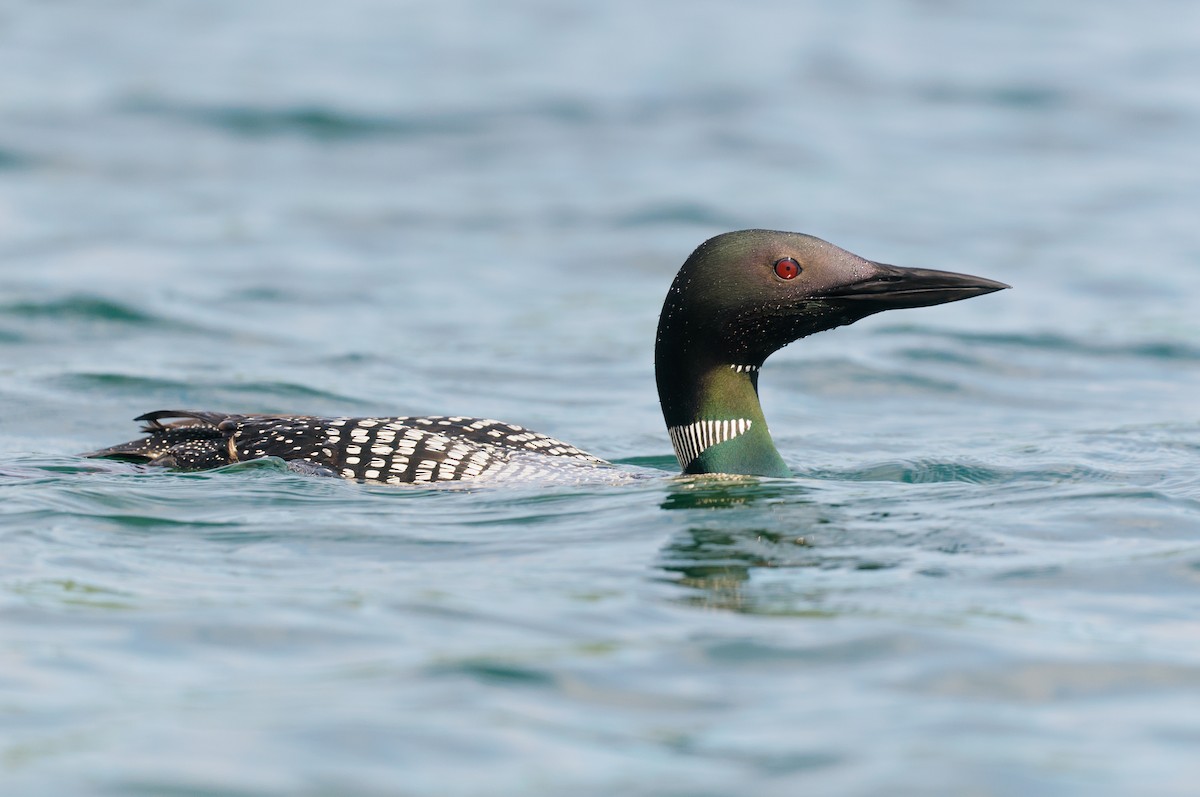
[83,409,235,464]
[133,409,236,431]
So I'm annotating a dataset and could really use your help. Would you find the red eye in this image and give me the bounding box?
[774,257,800,280]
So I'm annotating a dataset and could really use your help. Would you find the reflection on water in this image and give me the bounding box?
[658,477,827,612]
[658,474,819,511]
[660,526,821,613]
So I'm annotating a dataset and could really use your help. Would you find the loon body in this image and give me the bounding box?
[86,230,1008,483]
[89,411,612,484]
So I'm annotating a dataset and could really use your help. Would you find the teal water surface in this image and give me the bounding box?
[3,1,1200,795]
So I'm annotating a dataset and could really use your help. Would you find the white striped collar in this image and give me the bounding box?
[667,418,753,470]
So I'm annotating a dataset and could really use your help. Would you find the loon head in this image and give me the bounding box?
[655,229,1009,477]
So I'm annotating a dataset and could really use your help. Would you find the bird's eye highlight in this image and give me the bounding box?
[773,257,800,280]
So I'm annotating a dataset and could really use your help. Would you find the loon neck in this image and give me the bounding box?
[655,355,790,477]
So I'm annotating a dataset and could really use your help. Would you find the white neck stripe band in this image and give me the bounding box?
[667,418,753,469]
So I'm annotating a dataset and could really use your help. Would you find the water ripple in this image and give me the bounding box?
[801,459,1123,485]
[123,97,605,141]
[1,295,173,326]
[49,373,372,408]
[884,325,1200,362]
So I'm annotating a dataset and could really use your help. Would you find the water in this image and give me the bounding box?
[2,1,1200,794]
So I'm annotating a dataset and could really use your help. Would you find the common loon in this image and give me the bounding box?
[86,230,1008,483]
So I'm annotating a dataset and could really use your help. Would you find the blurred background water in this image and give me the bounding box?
[2,1,1200,795]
